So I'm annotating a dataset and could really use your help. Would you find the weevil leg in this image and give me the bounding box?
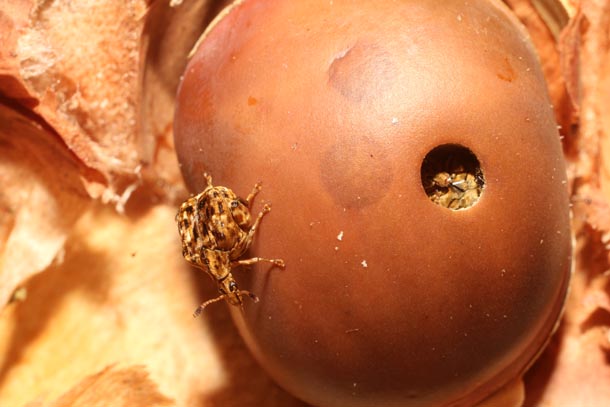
[232,257,285,268]
[251,203,272,227]
[245,181,263,208]
[232,204,272,256]
[203,172,213,188]
[193,294,226,317]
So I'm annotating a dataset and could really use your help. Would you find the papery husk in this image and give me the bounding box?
[0,0,147,201]
[521,0,610,405]
[505,0,579,144]
[137,0,232,203]
[0,197,304,406]
[0,103,89,309]
[0,0,221,311]
[27,365,174,407]
[0,201,208,406]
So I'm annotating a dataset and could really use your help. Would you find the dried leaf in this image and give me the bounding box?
[137,0,232,203]
[27,365,174,407]
[0,1,38,107]
[504,0,578,141]
[522,0,610,405]
[524,261,610,406]
[0,103,89,308]
[0,198,303,406]
[558,6,585,124]
[0,0,149,201]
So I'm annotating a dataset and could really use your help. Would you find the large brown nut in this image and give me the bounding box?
[173,0,572,406]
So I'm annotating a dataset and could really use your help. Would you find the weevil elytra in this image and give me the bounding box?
[176,173,285,317]
[425,168,484,210]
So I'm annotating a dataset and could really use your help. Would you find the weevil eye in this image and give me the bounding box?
[231,200,239,208]
[229,281,237,292]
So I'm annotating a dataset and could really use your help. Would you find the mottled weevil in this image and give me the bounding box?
[176,173,284,317]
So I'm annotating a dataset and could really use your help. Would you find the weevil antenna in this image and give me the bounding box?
[236,290,259,312]
[240,290,259,304]
[193,294,226,317]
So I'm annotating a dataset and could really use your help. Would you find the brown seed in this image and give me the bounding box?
[174,0,572,405]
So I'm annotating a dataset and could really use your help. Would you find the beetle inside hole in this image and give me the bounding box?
[420,144,485,210]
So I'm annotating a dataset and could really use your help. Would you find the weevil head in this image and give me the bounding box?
[218,276,243,306]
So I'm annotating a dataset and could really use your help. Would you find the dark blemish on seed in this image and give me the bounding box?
[328,41,396,103]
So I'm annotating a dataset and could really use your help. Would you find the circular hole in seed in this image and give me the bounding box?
[420,144,485,210]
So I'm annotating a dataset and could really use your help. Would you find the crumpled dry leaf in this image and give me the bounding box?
[26,365,174,407]
[137,0,232,203]
[0,198,305,406]
[0,0,148,202]
[504,0,578,142]
[0,103,89,308]
[0,0,228,309]
[557,5,584,130]
[0,0,153,310]
[519,0,610,405]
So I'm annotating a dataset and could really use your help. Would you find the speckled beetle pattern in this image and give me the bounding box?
[428,169,483,210]
[176,173,284,317]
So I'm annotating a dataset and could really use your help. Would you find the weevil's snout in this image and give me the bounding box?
[218,278,259,307]
[226,292,243,306]
[219,277,243,306]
